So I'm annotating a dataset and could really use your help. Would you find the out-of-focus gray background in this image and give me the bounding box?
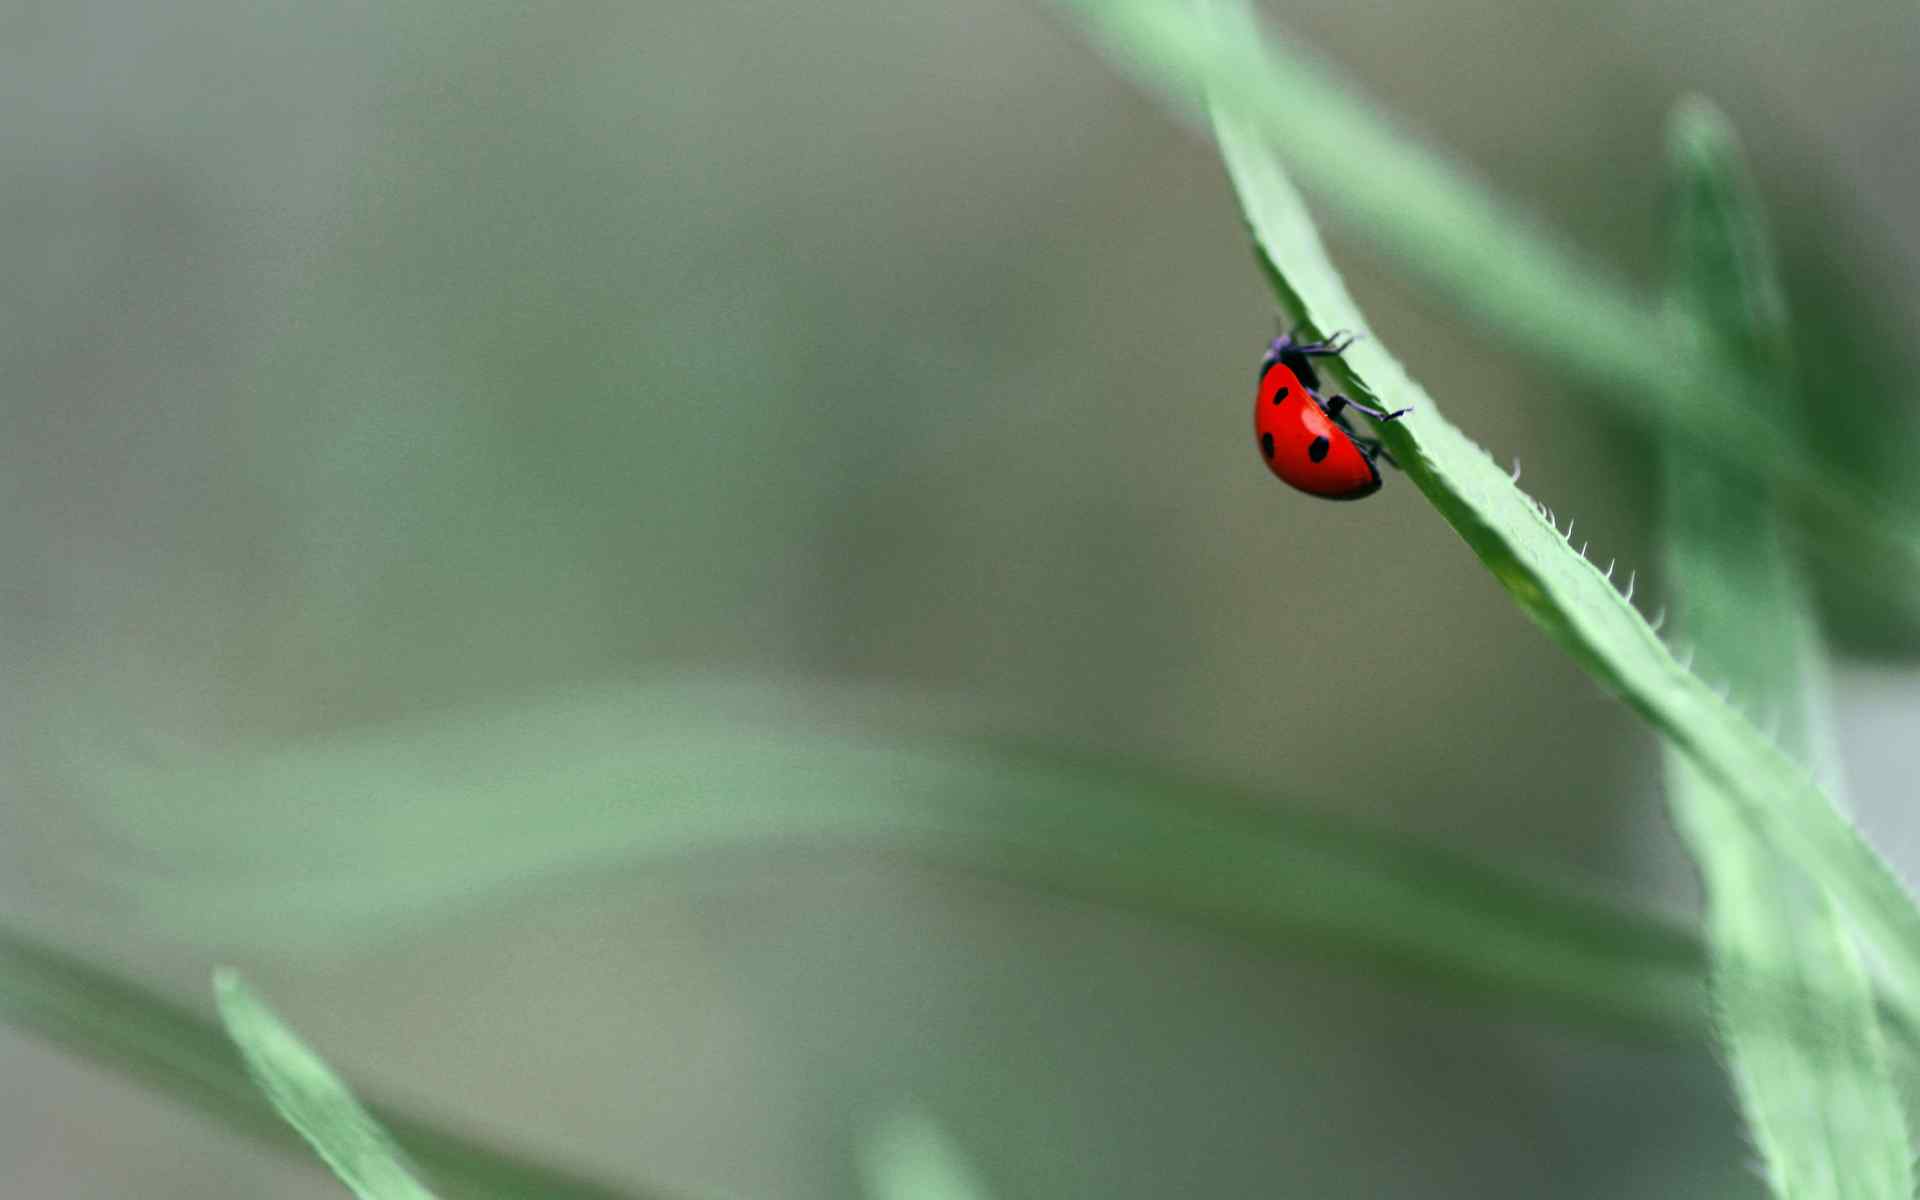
[4,1,1919,1196]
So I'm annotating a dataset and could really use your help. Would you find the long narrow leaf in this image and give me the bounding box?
[0,928,657,1200]
[78,681,1708,1041]
[214,969,439,1200]
[1100,0,1920,1051]
[1052,0,1920,621]
[1659,98,1912,1199]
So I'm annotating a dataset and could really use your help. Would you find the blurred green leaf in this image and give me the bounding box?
[1143,0,1920,1055]
[1051,0,1920,624]
[77,678,1710,1040]
[214,969,439,1200]
[0,927,659,1200]
[858,1111,994,1200]
[1659,98,1912,1199]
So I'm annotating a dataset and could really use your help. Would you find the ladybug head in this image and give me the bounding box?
[1262,335,1321,392]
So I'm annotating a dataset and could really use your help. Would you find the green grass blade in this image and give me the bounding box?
[213,969,441,1200]
[1659,98,1913,1200]
[1051,0,1920,619]
[81,680,1708,1041]
[858,1111,995,1200]
[1122,0,1920,1054]
[0,927,658,1200]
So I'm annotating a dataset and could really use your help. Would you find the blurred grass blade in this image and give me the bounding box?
[214,969,439,1199]
[1172,0,1920,1050]
[0,928,657,1200]
[1050,0,1920,620]
[1659,99,1913,1199]
[80,679,1708,1041]
[858,1111,994,1200]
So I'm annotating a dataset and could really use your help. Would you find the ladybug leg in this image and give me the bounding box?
[1341,432,1402,471]
[1272,328,1358,361]
[1270,330,1361,394]
[1325,402,1403,470]
[1326,392,1412,423]
[1291,329,1358,357]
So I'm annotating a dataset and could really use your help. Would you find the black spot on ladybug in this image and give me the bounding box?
[1308,436,1331,463]
[1260,432,1275,460]
[1271,387,1289,404]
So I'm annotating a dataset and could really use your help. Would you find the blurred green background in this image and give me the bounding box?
[5,1,1920,1196]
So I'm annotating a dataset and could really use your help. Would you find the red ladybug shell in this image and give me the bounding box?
[1254,360,1380,500]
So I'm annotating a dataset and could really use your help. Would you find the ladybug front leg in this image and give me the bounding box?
[1268,328,1359,392]
[1274,324,1367,353]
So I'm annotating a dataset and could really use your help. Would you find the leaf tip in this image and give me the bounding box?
[211,966,248,1014]
[1666,93,1739,166]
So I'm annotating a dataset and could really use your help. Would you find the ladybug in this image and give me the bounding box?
[1254,330,1409,500]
